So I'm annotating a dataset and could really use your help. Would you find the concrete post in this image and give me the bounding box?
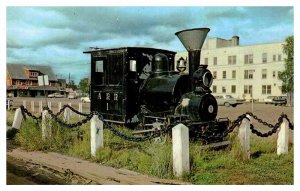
[58,102,62,113]
[12,108,23,129]
[238,116,251,159]
[91,115,104,157]
[277,118,289,155]
[78,103,83,118]
[172,123,190,177]
[64,107,70,122]
[31,101,35,113]
[22,100,26,108]
[42,110,52,139]
[68,103,72,117]
[39,101,43,113]
[48,102,52,110]
[7,100,10,110]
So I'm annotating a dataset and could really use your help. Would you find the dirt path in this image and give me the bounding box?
[7,148,190,185]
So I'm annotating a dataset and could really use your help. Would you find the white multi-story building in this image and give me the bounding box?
[175,36,286,101]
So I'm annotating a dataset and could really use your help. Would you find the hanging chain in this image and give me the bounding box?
[20,105,41,120]
[191,114,247,141]
[245,112,275,129]
[93,111,169,142]
[46,107,93,128]
[18,106,294,141]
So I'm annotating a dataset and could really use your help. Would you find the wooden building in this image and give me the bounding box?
[6,64,64,97]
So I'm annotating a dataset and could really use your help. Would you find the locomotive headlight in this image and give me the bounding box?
[202,71,213,88]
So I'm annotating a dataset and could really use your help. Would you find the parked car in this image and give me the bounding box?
[48,93,64,98]
[272,96,287,106]
[80,96,91,103]
[215,95,243,107]
[68,92,76,99]
[264,96,277,104]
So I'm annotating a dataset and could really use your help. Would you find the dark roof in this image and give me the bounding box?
[83,47,176,54]
[7,64,57,81]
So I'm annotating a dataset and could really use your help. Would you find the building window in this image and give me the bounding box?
[95,60,104,72]
[262,85,272,94]
[205,58,208,65]
[244,85,253,95]
[16,80,21,85]
[232,70,236,79]
[27,81,33,86]
[29,71,38,77]
[213,85,217,93]
[262,53,267,63]
[273,55,276,61]
[223,71,226,79]
[273,71,276,78]
[244,54,253,64]
[228,55,236,65]
[278,54,282,61]
[231,85,236,93]
[213,71,217,79]
[244,70,255,79]
[262,69,267,79]
[222,86,226,93]
[213,57,217,65]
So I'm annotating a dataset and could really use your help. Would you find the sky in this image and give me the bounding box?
[6,6,294,84]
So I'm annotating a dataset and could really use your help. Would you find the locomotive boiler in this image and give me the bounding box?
[84,28,228,142]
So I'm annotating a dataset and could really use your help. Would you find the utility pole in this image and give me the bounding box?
[68,73,70,88]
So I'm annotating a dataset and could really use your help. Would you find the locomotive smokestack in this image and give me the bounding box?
[175,28,210,91]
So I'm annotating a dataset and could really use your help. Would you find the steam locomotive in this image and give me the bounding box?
[84,28,229,142]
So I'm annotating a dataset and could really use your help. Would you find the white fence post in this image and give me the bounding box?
[172,123,190,177]
[31,101,35,113]
[64,107,70,122]
[68,103,72,117]
[42,110,52,140]
[58,102,62,112]
[12,108,23,129]
[7,100,11,110]
[48,102,52,110]
[277,118,289,155]
[78,103,83,118]
[39,101,43,113]
[238,115,251,159]
[91,115,104,157]
[22,100,26,108]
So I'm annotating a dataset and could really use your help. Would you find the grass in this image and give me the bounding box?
[11,113,294,184]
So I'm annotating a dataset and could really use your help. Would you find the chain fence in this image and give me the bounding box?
[19,105,294,142]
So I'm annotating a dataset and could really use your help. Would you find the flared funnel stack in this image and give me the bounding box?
[175,28,210,91]
[175,28,210,51]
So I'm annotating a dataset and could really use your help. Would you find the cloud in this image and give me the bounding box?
[6,6,294,83]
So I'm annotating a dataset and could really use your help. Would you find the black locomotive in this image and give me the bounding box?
[84,28,229,142]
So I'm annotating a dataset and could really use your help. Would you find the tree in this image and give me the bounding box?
[279,36,294,106]
[79,78,90,95]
